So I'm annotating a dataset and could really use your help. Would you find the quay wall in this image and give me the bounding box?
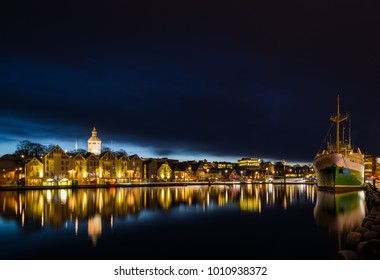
[0,181,316,191]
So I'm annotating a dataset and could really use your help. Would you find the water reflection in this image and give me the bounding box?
[313,189,366,247]
[0,184,315,245]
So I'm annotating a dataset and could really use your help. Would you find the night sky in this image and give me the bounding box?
[1,0,379,163]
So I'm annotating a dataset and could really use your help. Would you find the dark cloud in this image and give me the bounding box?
[0,0,380,162]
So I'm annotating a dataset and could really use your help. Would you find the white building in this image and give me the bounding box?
[88,127,102,155]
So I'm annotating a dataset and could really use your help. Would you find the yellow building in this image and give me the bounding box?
[217,161,234,169]
[173,163,193,182]
[86,153,99,184]
[238,158,261,170]
[71,153,88,185]
[116,153,129,183]
[25,157,44,186]
[99,151,117,184]
[157,162,172,182]
[128,154,142,183]
[364,154,375,180]
[205,169,221,181]
[190,162,205,181]
[44,145,71,185]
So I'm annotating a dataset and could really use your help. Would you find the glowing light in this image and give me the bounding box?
[60,190,67,204]
[75,217,78,235]
[88,214,102,246]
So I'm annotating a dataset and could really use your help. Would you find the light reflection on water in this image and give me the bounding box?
[0,184,366,259]
[314,190,366,238]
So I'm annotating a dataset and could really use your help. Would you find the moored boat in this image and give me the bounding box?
[313,96,364,190]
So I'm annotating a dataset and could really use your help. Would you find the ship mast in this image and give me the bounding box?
[329,95,347,152]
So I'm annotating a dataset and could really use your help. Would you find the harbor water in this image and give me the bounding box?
[0,184,367,259]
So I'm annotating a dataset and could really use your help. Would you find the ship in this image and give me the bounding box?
[313,95,364,190]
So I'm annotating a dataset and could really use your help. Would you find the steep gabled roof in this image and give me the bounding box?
[190,162,204,172]
[26,157,43,165]
[172,162,191,172]
[128,154,141,161]
[72,153,86,160]
[45,145,67,156]
[84,152,98,160]
[99,150,116,160]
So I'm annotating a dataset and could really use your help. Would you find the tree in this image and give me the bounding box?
[14,140,47,159]
[102,146,111,152]
[69,148,88,155]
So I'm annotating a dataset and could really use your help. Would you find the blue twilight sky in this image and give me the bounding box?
[0,0,379,163]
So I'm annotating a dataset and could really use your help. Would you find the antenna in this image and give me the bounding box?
[111,140,113,152]
[75,139,78,152]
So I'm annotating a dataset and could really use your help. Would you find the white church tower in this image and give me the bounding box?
[88,127,102,155]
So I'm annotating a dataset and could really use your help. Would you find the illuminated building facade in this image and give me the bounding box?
[190,162,206,181]
[238,158,261,170]
[87,127,102,155]
[44,145,71,185]
[364,154,375,180]
[86,153,99,184]
[128,154,142,183]
[71,153,88,184]
[205,169,221,181]
[25,157,44,186]
[0,155,22,186]
[157,162,172,182]
[99,151,117,183]
[173,163,192,182]
[116,153,129,183]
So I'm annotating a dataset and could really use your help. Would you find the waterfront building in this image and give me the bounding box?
[374,157,380,180]
[205,168,222,181]
[222,169,237,180]
[88,127,102,155]
[0,155,22,185]
[71,152,88,185]
[128,154,142,183]
[44,145,71,185]
[142,158,158,183]
[116,153,129,183]
[173,162,193,182]
[238,158,261,170]
[25,157,44,186]
[217,161,235,169]
[260,161,275,174]
[190,161,206,181]
[157,162,173,182]
[364,154,375,180]
[86,153,99,184]
[99,151,117,184]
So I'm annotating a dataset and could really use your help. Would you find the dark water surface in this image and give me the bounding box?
[0,184,366,259]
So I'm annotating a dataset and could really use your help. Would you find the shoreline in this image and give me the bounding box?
[0,181,317,191]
